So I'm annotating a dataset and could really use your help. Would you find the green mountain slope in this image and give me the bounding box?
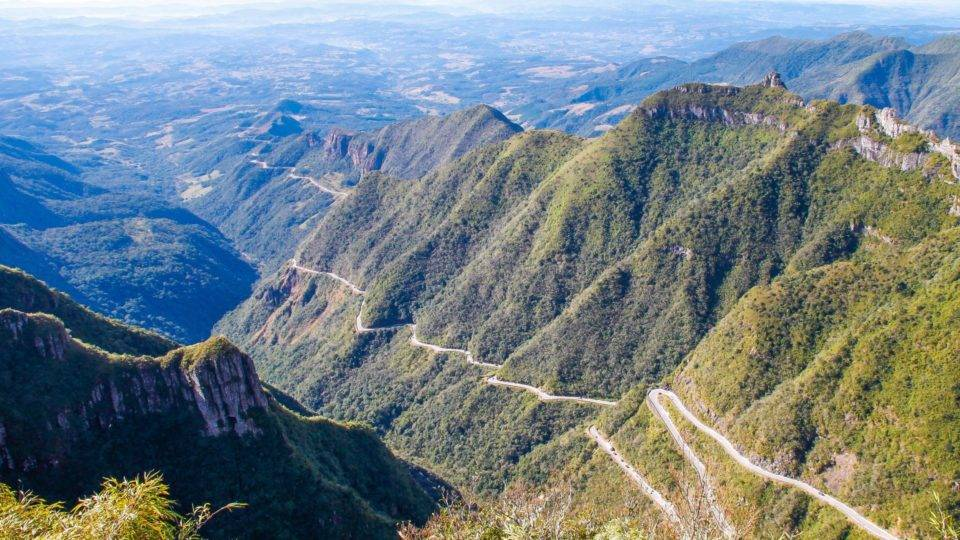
[587,224,960,539]
[0,265,176,355]
[0,135,256,342]
[219,77,960,536]
[182,104,522,269]
[523,31,960,140]
[0,268,438,539]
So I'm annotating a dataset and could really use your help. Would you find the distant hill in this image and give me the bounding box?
[220,79,960,537]
[0,267,438,538]
[182,103,522,270]
[521,31,960,139]
[0,135,256,342]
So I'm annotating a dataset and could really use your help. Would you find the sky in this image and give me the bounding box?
[0,0,957,22]
[3,0,959,7]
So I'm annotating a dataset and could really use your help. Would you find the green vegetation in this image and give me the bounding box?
[0,272,438,538]
[525,32,960,140]
[219,80,960,536]
[0,473,240,539]
[187,103,522,271]
[398,484,663,539]
[0,265,177,355]
[891,131,929,153]
[0,135,256,343]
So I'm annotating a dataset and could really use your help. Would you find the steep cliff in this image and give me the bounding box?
[0,264,176,356]
[0,270,438,539]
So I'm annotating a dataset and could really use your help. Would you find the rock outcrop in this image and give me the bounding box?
[0,309,269,477]
[317,127,384,173]
[761,71,787,89]
[640,83,796,132]
[837,108,960,180]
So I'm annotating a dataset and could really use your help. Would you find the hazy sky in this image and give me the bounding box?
[4,0,959,7]
[1,0,957,21]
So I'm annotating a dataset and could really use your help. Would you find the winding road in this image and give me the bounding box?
[288,261,898,540]
[648,389,899,540]
[487,376,616,407]
[409,326,503,369]
[289,172,349,198]
[647,391,736,538]
[289,261,614,406]
[588,426,688,538]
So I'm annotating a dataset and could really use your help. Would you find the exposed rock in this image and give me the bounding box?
[641,102,788,132]
[761,71,787,90]
[823,452,859,493]
[850,108,960,180]
[949,195,960,217]
[0,310,270,476]
[317,127,383,173]
[863,225,895,246]
[875,107,918,139]
[932,138,960,180]
[667,244,693,260]
[833,135,926,172]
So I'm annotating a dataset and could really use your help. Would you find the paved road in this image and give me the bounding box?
[647,391,736,538]
[587,426,688,538]
[288,261,894,539]
[486,376,616,407]
[409,325,502,369]
[290,261,365,294]
[649,389,899,540]
[354,299,410,334]
[289,173,349,198]
[289,262,613,403]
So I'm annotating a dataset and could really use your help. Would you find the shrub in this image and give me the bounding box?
[0,472,241,539]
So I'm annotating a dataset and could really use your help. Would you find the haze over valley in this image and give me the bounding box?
[1,1,960,538]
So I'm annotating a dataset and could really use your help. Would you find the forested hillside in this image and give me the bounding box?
[0,267,438,539]
[523,32,960,140]
[181,104,522,270]
[220,77,960,537]
[0,136,256,342]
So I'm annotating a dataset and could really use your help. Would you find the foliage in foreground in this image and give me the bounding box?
[0,472,240,539]
[398,484,663,540]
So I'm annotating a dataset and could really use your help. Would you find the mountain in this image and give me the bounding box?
[0,135,256,342]
[219,79,960,537]
[181,104,523,270]
[520,31,960,139]
[0,266,438,538]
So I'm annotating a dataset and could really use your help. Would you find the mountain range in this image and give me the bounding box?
[218,78,960,537]
[2,21,960,539]
[0,136,256,342]
[520,32,960,140]
[179,103,522,270]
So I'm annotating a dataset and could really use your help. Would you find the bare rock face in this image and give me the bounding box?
[834,135,926,172]
[317,128,383,173]
[761,71,787,90]
[841,108,960,180]
[640,81,801,132]
[0,310,270,476]
[641,101,789,132]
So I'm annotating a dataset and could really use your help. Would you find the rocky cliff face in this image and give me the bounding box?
[0,309,269,476]
[318,128,383,173]
[639,82,799,132]
[835,108,960,181]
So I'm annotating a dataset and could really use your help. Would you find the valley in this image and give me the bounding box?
[2,2,960,538]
